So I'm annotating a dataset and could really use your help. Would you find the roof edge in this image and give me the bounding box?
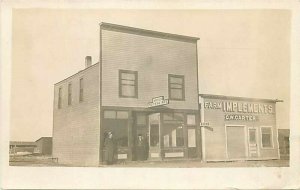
[199,94,283,103]
[100,22,200,43]
[54,62,99,86]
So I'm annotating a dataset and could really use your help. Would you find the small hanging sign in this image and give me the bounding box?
[148,96,169,108]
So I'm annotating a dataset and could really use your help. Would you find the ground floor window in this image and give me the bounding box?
[162,124,184,147]
[261,126,273,148]
[103,110,129,147]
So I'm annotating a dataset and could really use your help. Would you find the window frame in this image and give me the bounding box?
[119,70,138,98]
[79,78,84,102]
[168,74,185,101]
[260,126,274,149]
[58,87,62,109]
[68,82,72,106]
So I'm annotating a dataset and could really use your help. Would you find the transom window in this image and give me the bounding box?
[119,70,138,98]
[104,110,129,119]
[168,74,185,100]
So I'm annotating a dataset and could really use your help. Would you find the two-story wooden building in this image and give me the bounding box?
[53,23,201,166]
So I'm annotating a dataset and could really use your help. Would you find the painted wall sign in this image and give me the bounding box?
[225,114,258,121]
[204,101,274,114]
[148,96,169,108]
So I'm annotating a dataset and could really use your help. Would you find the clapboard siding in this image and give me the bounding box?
[202,97,279,161]
[53,64,100,166]
[101,29,198,110]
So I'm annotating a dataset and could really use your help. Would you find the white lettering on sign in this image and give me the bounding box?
[225,114,258,121]
[204,101,274,114]
[148,96,169,108]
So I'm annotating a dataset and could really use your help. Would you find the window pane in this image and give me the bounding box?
[174,113,184,121]
[150,124,159,147]
[121,85,135,97]
[117,111,128,119]
[171,129,177,147]
[121,80,135,85]
[136,114,146,125]
[170,83,183,89]
[163,124,184,147]
[170,89,183,99]
[121,72,135,80]
[170,76,183,84]
[249,129,256,143]
[68,83,72,105]
[163,113,173,121]
[164,134,170,147]
[188,128,196,147]
[262,127,271,134]
[176,126,184,146]
[262,134,272,147]
[58,88,62,109]
[79,78,83,102]
[104,111,116,119]
[187,115,196,125]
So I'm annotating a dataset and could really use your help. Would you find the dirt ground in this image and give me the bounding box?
[9,155,289,167]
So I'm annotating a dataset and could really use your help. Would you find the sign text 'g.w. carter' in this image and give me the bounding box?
[148,96,169,108]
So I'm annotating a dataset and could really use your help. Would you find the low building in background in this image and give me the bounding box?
[9,141,37,155]
[278,129,290,160]
[35,137,53,155]
[199,94,282,162]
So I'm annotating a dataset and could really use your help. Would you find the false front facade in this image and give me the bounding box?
[53,23,200,166]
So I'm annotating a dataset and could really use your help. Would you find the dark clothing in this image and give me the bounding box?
[104,137,115,165]
[136,138,146,161]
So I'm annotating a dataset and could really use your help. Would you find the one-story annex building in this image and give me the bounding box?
[52,22,281,166]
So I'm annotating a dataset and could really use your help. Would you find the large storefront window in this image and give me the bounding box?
[103,110,129,147]
[162,113,184,147]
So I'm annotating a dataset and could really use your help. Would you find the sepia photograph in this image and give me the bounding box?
[1,2,299,189]
[8,9,290,168]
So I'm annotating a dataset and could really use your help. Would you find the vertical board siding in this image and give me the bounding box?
[53,64,100,166]
[101,30,198,110]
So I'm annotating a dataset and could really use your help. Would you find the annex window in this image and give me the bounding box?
[68,83,72,106]
[261,127,273,148]
[58,87,62,109]
[119,70,138,98]
[168,74,185,100]
[79,78,84,102]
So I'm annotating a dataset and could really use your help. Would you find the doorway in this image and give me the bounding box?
[226,125,247,159]
[248,127,259,158]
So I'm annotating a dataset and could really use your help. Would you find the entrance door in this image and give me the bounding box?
[226,126,247,159]
[248,127,259,158]
[148,113,161,160]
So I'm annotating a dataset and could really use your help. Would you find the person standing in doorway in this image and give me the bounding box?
[104,131,115,165]
[136,134,146,161]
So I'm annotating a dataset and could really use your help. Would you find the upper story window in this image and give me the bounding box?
[79,78,84,102]
[119,70,138,98]
[168,74,185,101]
[68,83,72,106]
[58,87,62,109]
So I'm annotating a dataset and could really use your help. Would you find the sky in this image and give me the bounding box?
[11,9,290,141]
